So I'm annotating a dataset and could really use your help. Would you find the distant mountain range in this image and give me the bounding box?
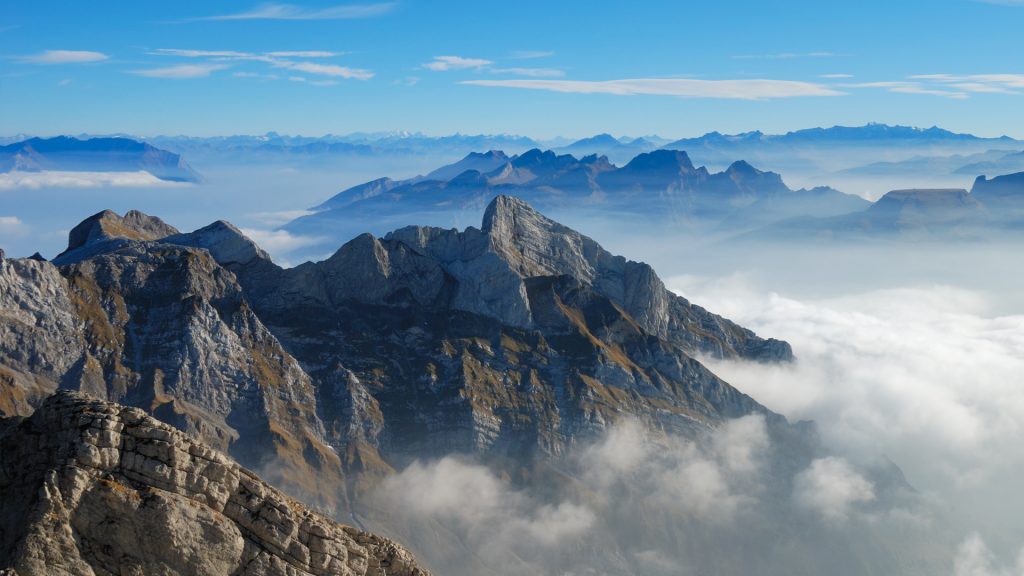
[745,171,1024,241]
[0,136,202,182]
[285,148,868,246]
[11,123,1017,166]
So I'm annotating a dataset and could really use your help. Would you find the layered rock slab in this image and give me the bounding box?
[0,391,428,576]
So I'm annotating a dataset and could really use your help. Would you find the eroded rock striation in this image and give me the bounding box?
[0,391,428,576]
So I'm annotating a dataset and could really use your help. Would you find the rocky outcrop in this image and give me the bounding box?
[1,219,347,510]
[0,391,428,576]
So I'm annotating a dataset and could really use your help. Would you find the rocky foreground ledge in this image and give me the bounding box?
[0,391,429,576]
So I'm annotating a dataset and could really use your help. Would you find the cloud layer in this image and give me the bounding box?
[0,171,189,189]
[146,48,373,80]
[21,50,108,64]
[669,274,1024,550]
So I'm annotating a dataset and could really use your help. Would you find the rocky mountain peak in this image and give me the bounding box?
[165,220,270,266]
[0,390,429,575]
[481,195,591,279]
[63,209,179,255]
[622,149,695,173]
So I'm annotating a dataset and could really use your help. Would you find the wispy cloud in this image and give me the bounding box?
[820,73,853,79]
[733,51,834,60]
[282,61,372,79]
[911,73,1024,91]
[233,71,280,80]
[462,78,844,100]
[423,55,492,71]
[490,67,565,78]
[266,50,341,58]
[508,50,555,60]
[196,2,395,21]
[130,63,229,79]
[20,50,109,64]
[844,74,1024,99]
[149,48,373,80]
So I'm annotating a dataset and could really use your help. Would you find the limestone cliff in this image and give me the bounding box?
[0,391,428,576]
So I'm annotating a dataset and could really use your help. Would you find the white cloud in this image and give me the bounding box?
[582,415,770,522]
[793,457,875,523]
[378,457,595,553]
[842,80,969,99]
[490,67,565,78]
[669,273,1024,545]
[423,55,493,71]
[0,215,29,246]
[0,171,188,190]
[953,534,1024,576]
[846,74,1024,99]
[279,60,372,79]
[507,50,555,60]
[149,48,373,80]
[0,216,27,238]
[233,71,280,80]
[21,50,108,64]
[820,73,854,78]
[238,228,324,261]
[462,78,844,99]
[197,2,395,21]
[130,63,229,79]
[265,50,339,58]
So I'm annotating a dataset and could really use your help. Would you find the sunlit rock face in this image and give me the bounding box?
[0,391,429,576]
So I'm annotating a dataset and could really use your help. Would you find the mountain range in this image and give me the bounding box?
[285,148,869,247]
[0,137,202,183]
[1,197,948,574]
[744,170,1024,241]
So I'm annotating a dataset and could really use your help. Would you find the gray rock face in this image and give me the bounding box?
[1,215,347,510]
[0,391,428,576]
[0,256,86,416]
[388,195,793,360]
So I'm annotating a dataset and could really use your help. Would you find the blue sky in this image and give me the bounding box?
[2,0,1024,139]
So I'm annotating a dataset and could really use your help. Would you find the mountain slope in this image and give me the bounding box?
[0,136,202,182]
[0,390,428,576]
